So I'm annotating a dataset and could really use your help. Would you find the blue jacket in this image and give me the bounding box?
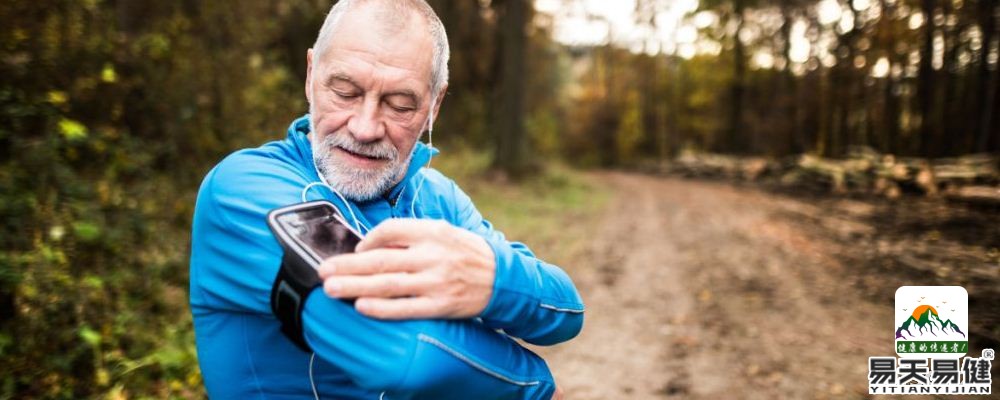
[189,115,585,399]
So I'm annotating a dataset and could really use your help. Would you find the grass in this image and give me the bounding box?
[432,149,611,265]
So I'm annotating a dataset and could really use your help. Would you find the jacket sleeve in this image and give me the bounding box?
[449,182,585,346]
[190,153,557,399]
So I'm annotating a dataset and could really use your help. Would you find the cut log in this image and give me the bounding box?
[944,186,1000,206]
[660,149,998,199]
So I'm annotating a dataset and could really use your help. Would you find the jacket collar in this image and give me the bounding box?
[286,114,438,204]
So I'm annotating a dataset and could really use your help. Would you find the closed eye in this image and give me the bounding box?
[324,73,362,100]
[386,102,415,113]
[383,93,417,114]
[334,90,361,99]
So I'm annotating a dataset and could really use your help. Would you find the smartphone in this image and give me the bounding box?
[267,200,363,269]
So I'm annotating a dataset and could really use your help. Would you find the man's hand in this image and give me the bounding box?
[317,219,496,319]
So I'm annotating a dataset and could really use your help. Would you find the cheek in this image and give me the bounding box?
[311,104,351,133]
[386,125,423,155]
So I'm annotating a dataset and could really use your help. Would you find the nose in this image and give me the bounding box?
[346,96,385,143]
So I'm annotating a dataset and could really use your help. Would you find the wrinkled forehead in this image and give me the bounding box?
[318,3,436,91]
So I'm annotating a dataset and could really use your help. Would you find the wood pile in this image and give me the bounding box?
[660,147,1000,205]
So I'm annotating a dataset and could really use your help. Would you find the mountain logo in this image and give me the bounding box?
[895,305,965,339]
[895,286,968,358]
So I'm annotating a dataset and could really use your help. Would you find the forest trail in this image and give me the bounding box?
[530,172,998,399]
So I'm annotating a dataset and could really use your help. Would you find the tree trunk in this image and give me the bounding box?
[491,0,528,177]
[828,3,860,157]
[884,74,901,154]
[941,0,965,156]
[976,0,998,153]
[817,66,831,155]
[727,0,747,154]
[780,1,800,154]
[918,0,936,156]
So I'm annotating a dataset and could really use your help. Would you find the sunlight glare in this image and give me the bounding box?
[790,20,811,63]
[678,43,696,59]
[535,0,560,14]
[871,57,890,77]
[693,11,716,29]
[818,0,842,25]
[754,52,775,69]
[677,25,698,44]
[838,11,855,33]
[909,12,925,30]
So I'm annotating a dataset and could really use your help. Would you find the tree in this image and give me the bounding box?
[491,0,530,177]
[728,0,749,154]
[975,0,999,153]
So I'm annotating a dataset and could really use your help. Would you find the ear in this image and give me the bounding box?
[429,83,448,124]
[305,49,314,104]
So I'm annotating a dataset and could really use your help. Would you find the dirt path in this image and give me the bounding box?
[529,172,981,399]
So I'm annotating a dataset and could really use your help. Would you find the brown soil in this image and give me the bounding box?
[531,172,999,400]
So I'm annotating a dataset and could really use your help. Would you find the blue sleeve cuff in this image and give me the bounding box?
[479,235,585,345]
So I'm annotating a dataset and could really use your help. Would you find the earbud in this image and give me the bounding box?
[427,113,434,150]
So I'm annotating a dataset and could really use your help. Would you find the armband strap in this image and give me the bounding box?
[270,251,321,352]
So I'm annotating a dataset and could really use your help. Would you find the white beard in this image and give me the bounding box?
[310,124,410,202]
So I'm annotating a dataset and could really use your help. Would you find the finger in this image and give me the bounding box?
[323,273,430,299]
[357,219,450,252]
[354,296,445,320]
[317,248,425,278]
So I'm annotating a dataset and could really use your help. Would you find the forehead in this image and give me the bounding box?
[319,4,435,91]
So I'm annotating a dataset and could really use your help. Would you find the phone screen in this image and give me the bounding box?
[275,205,361,263]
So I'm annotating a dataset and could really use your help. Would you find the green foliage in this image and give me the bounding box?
[58,119,88,141]
[0,0,321,397]
[615,90,646,164]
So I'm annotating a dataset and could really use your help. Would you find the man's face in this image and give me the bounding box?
[306,5,442,201]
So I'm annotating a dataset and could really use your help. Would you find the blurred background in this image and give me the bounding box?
[1,0,997,398]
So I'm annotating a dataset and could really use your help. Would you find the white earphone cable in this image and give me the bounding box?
[302,174,367,235]
[309,352,320,400]
[409,108,435,217]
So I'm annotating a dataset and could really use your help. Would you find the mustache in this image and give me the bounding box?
[323,133,398,160]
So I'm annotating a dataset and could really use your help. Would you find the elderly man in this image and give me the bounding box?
[188,0,583,399]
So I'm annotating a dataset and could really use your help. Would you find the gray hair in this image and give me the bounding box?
[312,0,450,98]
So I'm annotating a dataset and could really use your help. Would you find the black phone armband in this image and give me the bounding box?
[270,251,321,352]
[266,201,362,353]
